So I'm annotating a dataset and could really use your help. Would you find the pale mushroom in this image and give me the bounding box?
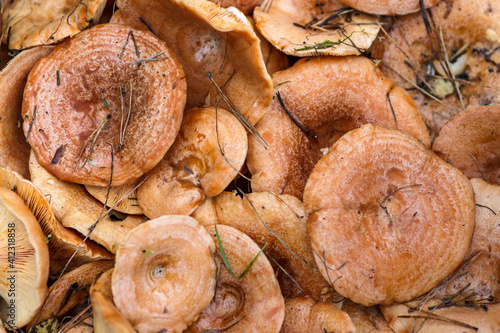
[432,106,500,184]
[186,224,285,332]
[254,0,380,57]
[112,215,217,333]
[247,56,430,200]
[111,0,272,124]
[338,0,441,15]
[0,45,53,179]
[0,187,49,327]
[23,24,186,186]
[29,151,146,254]
[304,124,475,306]
[90,269,136,333]
[2,0,107,50]
[137,106,247,218]
[85,180,144,215]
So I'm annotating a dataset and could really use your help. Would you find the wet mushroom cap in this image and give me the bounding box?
[338,0,441,15]
[304,124,475,306]
[432,106,500,185]
[0,187,49,327]
[112,215,217,333]
[23,23,186,186]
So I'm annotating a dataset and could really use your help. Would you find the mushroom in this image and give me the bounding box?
[90,269,136,333]
[2,0,107,50]
[85,180,144,215]
[112,215,217,333]
[281,297,355,333]
[304,124,475,306]
[0,166,113,278]
[337,0,441,15]
[192,191,330,300]
[253,0,380,57]
[208,0,263,14]
[247,56,430,200]
[0,46,54,179]
[22,24,187,186]
[111,0,272,124]
[432,106,500,185]
[29,151,146,254]
[0,187,49,327]
[186,224,285,332]
[341,299,394,332]
[371,0,500,135]
[137,106,248,218]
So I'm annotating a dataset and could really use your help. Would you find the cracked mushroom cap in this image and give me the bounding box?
[0,187,49,327]
[432,106,500,185]
[29,151,146,254]
[23,24,186,186]
[112,215,217,333]
[192,191,329,300]
[0,45,54,179]
[112,0,272,124]
[90,269,136,333]
[186,224,284,332]
[2,0,106,50]
[254,0,380,57]
[137,107,247,218]
[247,56,430,200]
[85,180,144,215]
[304,124,475,306]
[338,0,441,15]
[281,297,355,333]
[0,166,113,278]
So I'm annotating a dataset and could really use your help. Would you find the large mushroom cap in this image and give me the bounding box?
[338,0,441,15]
[112,215,217,333]
[0,187,49,327]
[2,0,107,50]
[23,23,186,186]
[432,106,500,185]
[304,124,475,306]
[254,0,380,57]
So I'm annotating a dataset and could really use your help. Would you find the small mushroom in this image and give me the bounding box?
[90,269,136,333]
[0,187,49,327]
[137,107,247,218]
[23,24,186,186]
[304,124,475,306]
[281,297,355,333]
[85,180,144,215]
[0,45,54,179]
[432,106,500,185]
[29,151,146,254]
[112,215,217,333]
[186,224,284,332]
[254,0,380,57]
[338,0,441,15]
[2,0,107,50]
[112,0,272,124]
[341,299,394,333]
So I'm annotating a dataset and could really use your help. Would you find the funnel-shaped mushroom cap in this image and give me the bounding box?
[304,124,475,306]
[85,181,143,215]
[192,191,329,299]
[341,299,394,333]
[254,0,380,57]
[112,0,272,124]
[0,166,113,278]
[0,187,49,327]
[186,224,284,332]
[138,107,247,218]
[0,46,54,179]
[112,215,217,333]
[433,106,500,185]
[29,151,146,254]
[2,0,106,50]
[90,269,136,333]
[23,24,186,186]
[338,0,440,15]
[248,56,429,200]
[282,297,355,333]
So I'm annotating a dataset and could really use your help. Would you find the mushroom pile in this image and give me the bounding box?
[0,0,498,332]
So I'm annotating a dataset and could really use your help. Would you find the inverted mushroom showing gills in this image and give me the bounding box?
[112,215,217,333]
[0,187,49,327]
[23,24,186,186]
[304,124,475,306]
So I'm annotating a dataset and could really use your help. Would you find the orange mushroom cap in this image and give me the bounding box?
[304,124,475,306]
[341,299,394,333]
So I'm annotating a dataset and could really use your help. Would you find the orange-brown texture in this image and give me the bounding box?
[339,0,441,15]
